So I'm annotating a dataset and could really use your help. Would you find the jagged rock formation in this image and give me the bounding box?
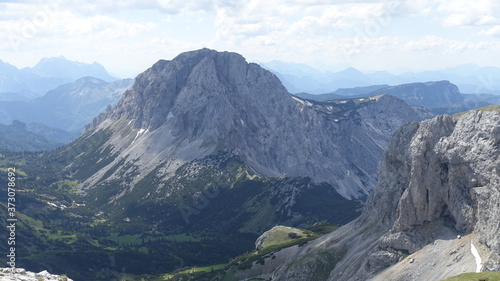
[0,268,72,281]
[234,110,500,281]
[72,48,426,200]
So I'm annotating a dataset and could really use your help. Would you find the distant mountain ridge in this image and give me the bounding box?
[297,81,472,113]
[263,61,500,95]
[0,57,118,101]
[369,80,464,108]
[0,120,75,151]
[0,77,133,132]
[295,84,389,101]
[29,56,117,82]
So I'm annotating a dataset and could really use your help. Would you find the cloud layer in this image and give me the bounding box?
[1,0,499,76]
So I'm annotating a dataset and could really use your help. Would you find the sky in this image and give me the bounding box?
[1,0,500,78]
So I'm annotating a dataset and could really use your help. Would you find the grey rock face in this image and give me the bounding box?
[82,48,426,199]
[0,268,72,281]
[266,110,500,281]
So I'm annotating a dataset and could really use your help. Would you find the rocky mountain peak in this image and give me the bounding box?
[104,48,288,131]
[76,49,428,200]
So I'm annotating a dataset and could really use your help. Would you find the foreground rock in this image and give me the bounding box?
[0,268,72,281]
[233,110,500,280]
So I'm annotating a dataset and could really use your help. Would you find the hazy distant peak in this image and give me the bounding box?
[74,76,108,84]
[335,67,363,75]
[0,59,19,72]
[30,56,117,82]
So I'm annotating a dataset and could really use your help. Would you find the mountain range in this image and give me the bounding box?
[0,56,118,101]
[296,81,497,118]
[0,49,431,280]
[1,48,499,281]
[0,77,133,133]
[263,61,500,95]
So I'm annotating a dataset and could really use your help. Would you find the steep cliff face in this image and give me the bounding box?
[73,48,425,200]
[372,111,500,255]
[242,110,500,281]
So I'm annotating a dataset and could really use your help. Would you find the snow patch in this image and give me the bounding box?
[292,96,313,107]
[292,96,305,105]
[167,111,174,121]
[131,128,148,144]
[471,242,482,272]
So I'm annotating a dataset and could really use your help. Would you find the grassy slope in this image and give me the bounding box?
[454,105,500,117]
[0,146,360,281]
[442,272,500,281]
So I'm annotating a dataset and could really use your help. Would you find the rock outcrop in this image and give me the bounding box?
[238,110,500,280]
[0,268,72,281]
[71,48,426,200]
[255,226,308,250]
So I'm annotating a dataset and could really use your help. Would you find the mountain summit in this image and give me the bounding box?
[66,48,426,201]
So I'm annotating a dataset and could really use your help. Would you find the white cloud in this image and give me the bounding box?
[480,25,500,37]
[55,0,215,15]
[437,0,499,26]
[401,35,499,54]
[1,0,500,74]
[64,15,156,37]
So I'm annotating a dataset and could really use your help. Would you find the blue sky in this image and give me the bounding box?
[1,0,500,77]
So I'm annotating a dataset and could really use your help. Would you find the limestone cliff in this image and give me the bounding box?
[239,110,500,281]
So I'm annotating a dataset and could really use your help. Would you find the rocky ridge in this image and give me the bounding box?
[231,110,500,281]
[74,48,426,200]
[369,80,464,108]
